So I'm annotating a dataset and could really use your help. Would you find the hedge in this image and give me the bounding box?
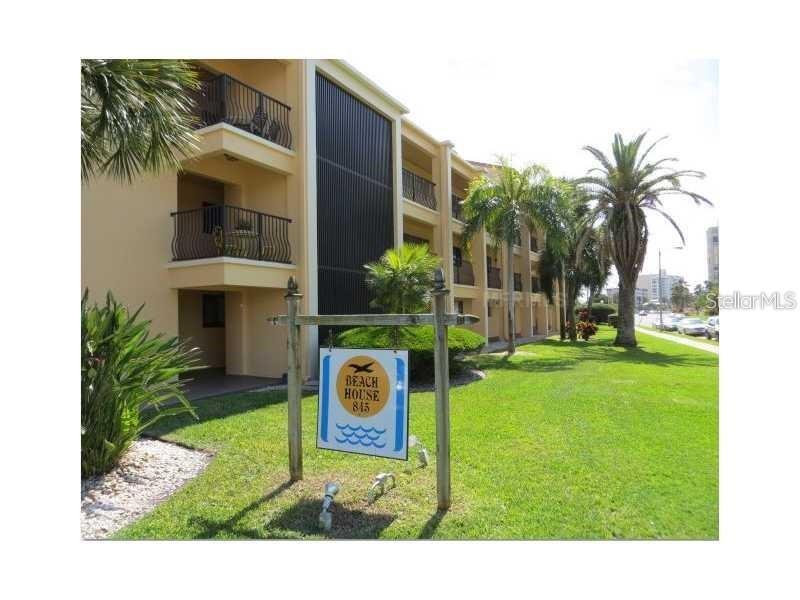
[335,325,485,382]
[576,303,617,323]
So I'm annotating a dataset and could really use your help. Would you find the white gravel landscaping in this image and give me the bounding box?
[81,438,212,540]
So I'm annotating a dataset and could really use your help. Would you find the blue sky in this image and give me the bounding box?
[352,57,719,288]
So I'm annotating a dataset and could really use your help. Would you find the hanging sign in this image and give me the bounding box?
[317,348,409,460]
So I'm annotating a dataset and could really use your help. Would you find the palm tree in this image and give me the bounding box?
[462,158,567,354]
[548,184,607,341]
[81,59,200,183]
[581,225,611,314]
[578,132,711,346]
[364,243,440,314]
[671,278,690,313]
[538,242,566,340]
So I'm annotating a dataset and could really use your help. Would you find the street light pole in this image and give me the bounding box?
[658,249,663,329]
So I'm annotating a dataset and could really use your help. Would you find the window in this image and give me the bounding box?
[202,293,225,328]
[487,304,492,317]
[453,247,463,267]
[455,300,465,314]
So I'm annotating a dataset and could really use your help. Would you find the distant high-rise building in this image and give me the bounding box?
[606,287,648,306]
[637,271,682,303]
[706,226,719,284]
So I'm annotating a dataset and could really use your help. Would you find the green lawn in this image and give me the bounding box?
[116,326,718,540]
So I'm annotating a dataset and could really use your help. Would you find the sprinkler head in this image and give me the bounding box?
[324,481,340,498]
[418,446,429,467]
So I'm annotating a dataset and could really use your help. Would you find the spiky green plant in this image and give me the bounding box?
[364,243,441,314]
[578,132,711,346]
[462,158,567,354]
[81,291,199,478]
[81,59,200,183]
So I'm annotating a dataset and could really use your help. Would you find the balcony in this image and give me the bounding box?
[514,273,523,292]
[487,266,502,289]
[452,195,465,221]
[402,169,437,211]
[193,74,292,150]
[453,260,475,286]
[171,205,291,264]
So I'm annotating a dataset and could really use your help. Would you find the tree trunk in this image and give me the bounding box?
[556,279,566,340]
[566,276,577,342]
[559,266,567,340]
[506,240,516,355]
[614,278,637,346]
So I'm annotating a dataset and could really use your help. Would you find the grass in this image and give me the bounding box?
[638,323,719,346]
[116,326,718,540]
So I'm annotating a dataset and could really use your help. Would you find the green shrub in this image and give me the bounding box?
[335,325,485,381]
[608,314,618,328]
[579,303,617,323]
[81,291,199,478]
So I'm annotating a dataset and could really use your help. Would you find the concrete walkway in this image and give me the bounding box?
[482,335,548,353]
[182,368,281,401]
[635,327,719,355]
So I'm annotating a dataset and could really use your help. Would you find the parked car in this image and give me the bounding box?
[677,317,707,336]
[639,310,648,316]
[657,315,682,331]
[705,316,719,340]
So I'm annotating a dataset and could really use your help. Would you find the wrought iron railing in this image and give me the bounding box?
[514,273,523,291]
[452,195,465,221]
[193,74,292,149]
[402,169,437,210]
[453,260,475,286]
[487,266,502,289]
[403,233,429,247]
[171,205,291,263]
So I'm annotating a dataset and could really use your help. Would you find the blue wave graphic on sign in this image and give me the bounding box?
[335,423,386,448]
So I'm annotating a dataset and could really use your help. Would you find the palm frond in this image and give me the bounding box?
[81,59,200,184]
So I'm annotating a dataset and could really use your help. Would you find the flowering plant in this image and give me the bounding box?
[575,308,598,341]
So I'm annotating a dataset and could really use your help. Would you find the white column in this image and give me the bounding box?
[392,117,404,249]
[438,142,455,310]
[301,60,319,379]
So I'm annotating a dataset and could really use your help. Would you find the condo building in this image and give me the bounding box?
[706,226,719,284]
[636,271,682,304]
[81,60,561,381]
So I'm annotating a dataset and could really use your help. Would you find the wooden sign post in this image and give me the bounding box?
[431,269,451,509]
[285,277,303,482]
[270,267,479,510]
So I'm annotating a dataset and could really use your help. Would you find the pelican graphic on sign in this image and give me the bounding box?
[347,361,375,374]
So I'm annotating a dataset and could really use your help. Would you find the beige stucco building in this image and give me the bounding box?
[82,59,560,381]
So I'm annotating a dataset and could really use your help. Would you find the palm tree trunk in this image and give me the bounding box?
[506,240,516,355]
[566,277,577,342]
[559,265,567,340]
[614,277,637,346]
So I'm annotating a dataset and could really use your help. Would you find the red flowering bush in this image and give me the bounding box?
[575,309,598,341]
